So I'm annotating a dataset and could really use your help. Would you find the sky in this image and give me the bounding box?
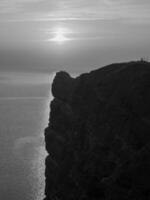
[0,0,150,76]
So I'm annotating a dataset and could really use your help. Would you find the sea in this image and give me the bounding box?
[0,73,53,200]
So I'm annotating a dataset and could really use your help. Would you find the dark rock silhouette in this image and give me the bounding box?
[44,61,150,200]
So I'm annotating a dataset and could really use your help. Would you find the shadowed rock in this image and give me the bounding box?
[44,61,150,200]
[51,71,76,102]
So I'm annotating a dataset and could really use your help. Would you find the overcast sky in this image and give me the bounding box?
[0,0,150,74]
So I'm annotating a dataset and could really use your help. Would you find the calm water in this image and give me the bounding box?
[0,97,50,200]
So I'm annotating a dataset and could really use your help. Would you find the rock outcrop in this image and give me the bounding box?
[44,61,150,200]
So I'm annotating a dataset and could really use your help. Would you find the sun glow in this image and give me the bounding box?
[50,27,70,44]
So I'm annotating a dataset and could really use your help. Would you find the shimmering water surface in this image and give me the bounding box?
[0,97,49,200]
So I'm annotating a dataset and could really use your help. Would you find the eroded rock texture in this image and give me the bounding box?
[44,61,150,200]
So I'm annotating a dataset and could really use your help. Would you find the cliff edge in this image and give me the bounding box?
[44,61,150,200]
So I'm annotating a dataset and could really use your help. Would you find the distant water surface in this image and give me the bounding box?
[0,97,49,200]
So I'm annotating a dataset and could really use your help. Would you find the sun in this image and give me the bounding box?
[50,28,69,44]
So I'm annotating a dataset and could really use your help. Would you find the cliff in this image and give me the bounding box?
[44,61,150,200]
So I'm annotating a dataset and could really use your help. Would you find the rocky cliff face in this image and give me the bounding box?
[44,61,150,200]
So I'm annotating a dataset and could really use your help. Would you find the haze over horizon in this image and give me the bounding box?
[0,0,150,75]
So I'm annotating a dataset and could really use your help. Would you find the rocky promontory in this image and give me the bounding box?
[44,61,150,200]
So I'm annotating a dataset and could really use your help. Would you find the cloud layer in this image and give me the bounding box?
[0,0,150,23]
[0,1,150,74]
